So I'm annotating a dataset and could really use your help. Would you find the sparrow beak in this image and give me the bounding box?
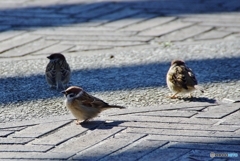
[61,90,66,94]
[47,56,50,59]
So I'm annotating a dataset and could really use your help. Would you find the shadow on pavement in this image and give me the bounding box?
[0,0,238,32]
[0,56,240,104]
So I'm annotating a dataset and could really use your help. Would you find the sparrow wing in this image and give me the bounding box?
[60,62,71,83]
[45,62,55,85]
[77,91,110,109]
[185,66,198,86]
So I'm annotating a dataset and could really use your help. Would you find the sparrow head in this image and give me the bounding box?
[171,60,185,66]
[61,86,83,99]
[47,53,66,62]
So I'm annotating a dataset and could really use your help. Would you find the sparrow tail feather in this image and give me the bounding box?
[107,105,126,109]
[194,85,204,93]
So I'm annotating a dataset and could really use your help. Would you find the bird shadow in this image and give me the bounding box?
[80,120,125,130]
[177,96,217,104]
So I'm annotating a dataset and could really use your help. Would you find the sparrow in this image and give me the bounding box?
[166,60,204,99]
[62,86,126,124]
[45,53,71,90]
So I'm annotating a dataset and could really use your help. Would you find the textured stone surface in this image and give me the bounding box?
[1,0,240,160]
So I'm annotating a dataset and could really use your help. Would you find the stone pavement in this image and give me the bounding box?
[0,0,240,59]
[1,0,240,160]
[0,101,240,160]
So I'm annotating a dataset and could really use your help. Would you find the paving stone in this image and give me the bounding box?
[155,25,212,42]
[121,16,176,31]
[32,43,74,55]
[12,120,71,138]
[0,131,14,137]
[75,4,124,19]
[138,20,193,36]
[195,105,239,119]
[104,115,219,125]
[149,135,240,145]
[0,144,52,152]
[0,11,69,19]
[0,34,41,54]
[200,22,240,27]
[126,127,240,138]
[138,147,190,161]
[101,139,168,161]
[0,114,73,129]
[72,132,146,160]
[0,152,72,160]
[0,137,33,144]
[1,127,26,131]
[103,13,157,29]
[136,110,197,118]
[0,39,58,57]
[32,29,137,36]
[32,121,103,146]
[194,30,231,40]
[89,8,142,24]
[45,35,153,42]
[170,142,240,152]
[59,3,107,15]
[0,31,26,42]
[218,27,240,33]
[104,102,216,116]
[61,40,146,47]
[51,125,126,154]
[69,45,113,52]
[0,16,78,27]
[119,122,239,132]
[182,15,240,23]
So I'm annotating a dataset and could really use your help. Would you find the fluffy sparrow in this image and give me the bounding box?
[166,60,204,99]
[62,86,126,124]
[45,53,71,90]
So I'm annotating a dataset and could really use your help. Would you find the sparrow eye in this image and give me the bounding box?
[68,93,75,98]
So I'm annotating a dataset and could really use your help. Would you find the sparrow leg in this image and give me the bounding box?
[189,93,193,98]
[75,120,82,125]
[170,92,179,99]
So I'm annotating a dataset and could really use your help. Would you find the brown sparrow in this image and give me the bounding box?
[166,60,204,99]
[62,86,126,124]
[45,53,71,90]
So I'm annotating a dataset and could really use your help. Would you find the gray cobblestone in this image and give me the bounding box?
[138,148,190,161]
[51,126,126,154]
[126,127,240,138]
[0,39,57,57]
[149,135,240,144]
[0,152,73,160]
[194,30,231,40]
[0,144,53,152]
[155,25,212,42]
[121,17,176,31]
[0,137,33,144]
[72,133,146,160]
[31,121,102,146]
[101,139,168,161]
[195,104,239,119]
[170,142,240,152]
[12,120,71,138]
[0,131,14,137]
[119,122,239,132]
[0,34,41,54]
[139,20,193,36]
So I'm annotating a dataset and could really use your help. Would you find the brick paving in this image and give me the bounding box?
[0,0,240,160]
[0,101,239,160]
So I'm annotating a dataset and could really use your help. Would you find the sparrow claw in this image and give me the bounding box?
[75,120,81,125]
[170,95,179,99]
